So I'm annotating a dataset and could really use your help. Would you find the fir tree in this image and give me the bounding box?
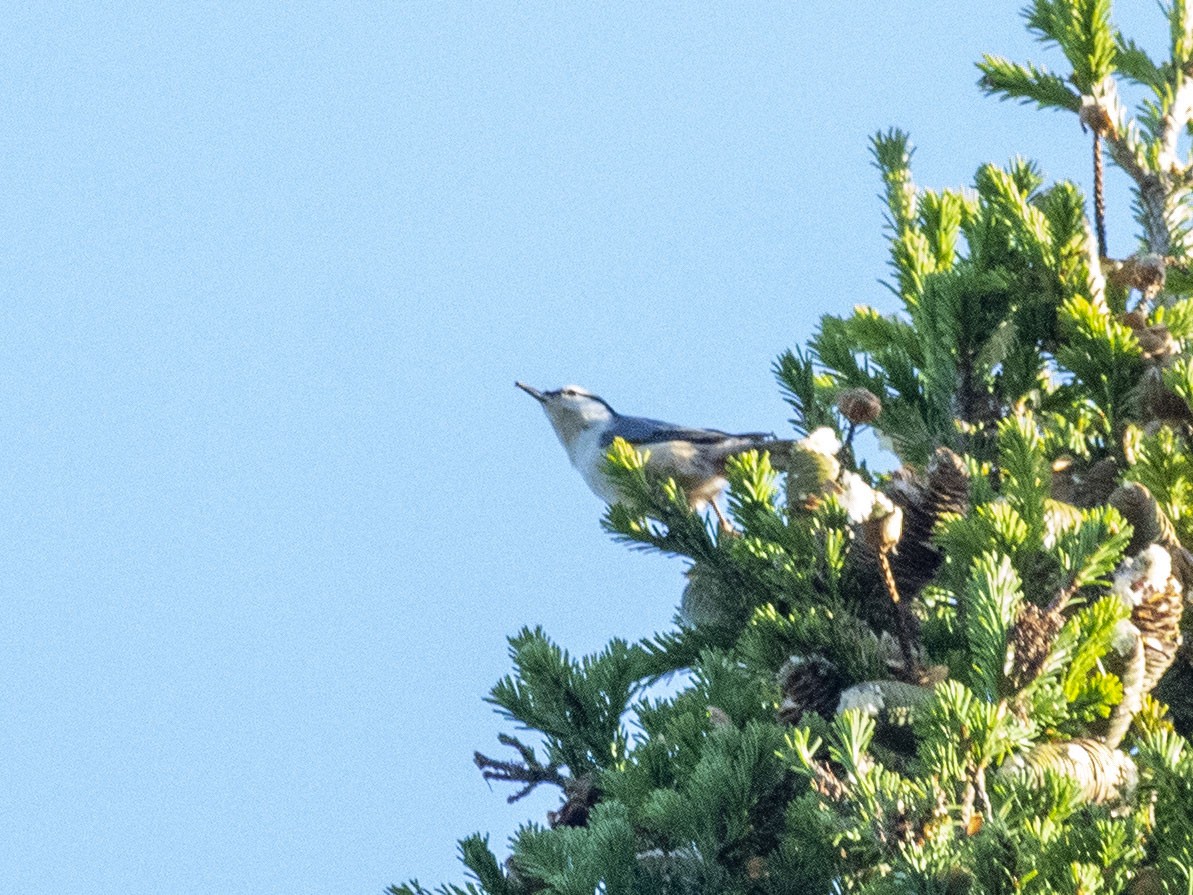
[395,3,1193,893]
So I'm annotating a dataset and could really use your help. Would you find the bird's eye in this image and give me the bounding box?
[562,388,576,396]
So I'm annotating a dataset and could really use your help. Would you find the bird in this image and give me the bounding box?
[516,381,794,528]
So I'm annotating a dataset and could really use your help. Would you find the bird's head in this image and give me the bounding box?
[516,382,615,447]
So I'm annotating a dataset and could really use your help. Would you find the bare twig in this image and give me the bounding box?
[474,733,566,803]
[1096,72,1193,261]
[1094,130,1108,259]
[1102,121,1171,255]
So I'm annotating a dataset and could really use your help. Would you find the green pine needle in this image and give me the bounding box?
[964,552,1024,699]
[1115,34,1163,88]
[977,55,1082,111]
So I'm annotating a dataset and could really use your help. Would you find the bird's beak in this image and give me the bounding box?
[515,381,546,403]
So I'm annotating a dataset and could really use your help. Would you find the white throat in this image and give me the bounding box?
[544,402,613,450]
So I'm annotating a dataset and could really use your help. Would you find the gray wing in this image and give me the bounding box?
[600,414,772,448]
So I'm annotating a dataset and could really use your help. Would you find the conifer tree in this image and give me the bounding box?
[395,3,1193,892]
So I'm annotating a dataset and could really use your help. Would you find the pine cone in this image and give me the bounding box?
[746,856,769,881]
[859,504,903,555]
[679,566,737,630]
[1110,483,1169,555]
[837,387,882,425]
[1007,602,1063,689]
[1132,573,1184,692]
[1122,310,1149,330]
[1108,253,1166,296]
[1127,867,1167,895]
[927,447,970,516]
[1155,659,1193,739]
[1050,457,1078,504]
[1052,456,1120,507]
[1137,324,1178,362]
[842,449,968,648]
[1140,366,1193,427]
[777,656,845,724]
[706,705,733,728]
[1109,482,1193,593]
[548,774,600,828]
[1083,458,1121,506]
[1111,544,1185,695]
[1079,99,1117,137]
[999,738,1137,804]
[883,447,970,599]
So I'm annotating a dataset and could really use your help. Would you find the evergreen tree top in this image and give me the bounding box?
[396,3,1193,892]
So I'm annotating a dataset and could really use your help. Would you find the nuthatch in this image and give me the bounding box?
[516,382,789,527]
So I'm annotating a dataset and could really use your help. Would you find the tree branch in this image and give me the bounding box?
[474,733,566,803]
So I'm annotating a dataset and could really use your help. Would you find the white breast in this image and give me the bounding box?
[565,425,623,504]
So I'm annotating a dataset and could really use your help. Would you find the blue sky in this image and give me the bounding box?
[2,3,1162,893]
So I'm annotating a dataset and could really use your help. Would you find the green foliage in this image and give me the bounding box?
[1024,0,1118,91]
[1126,424,1193,544]
[513,805,639,895]
[738,603,887,685]
[488,627,647,776]
[983,770,1150,895]
[982,0,1193,258]
[389,836,513,895]
[1164,354,1193,417]
[724,450,784,539]
[1154,296,1193,338]
[806,145,1103,466]
[1054,596,1130,723]
[1052,505,1131,591]
[999,413,1052,533]
[962,553,1024,699]
[1137,729,1193,890]
[978,55,1083,111]
[917,680,1028,784]
[773,347,841,440]
[1114,33,1162,90]
[638,722,790,871]
[1055,295,1145,434]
